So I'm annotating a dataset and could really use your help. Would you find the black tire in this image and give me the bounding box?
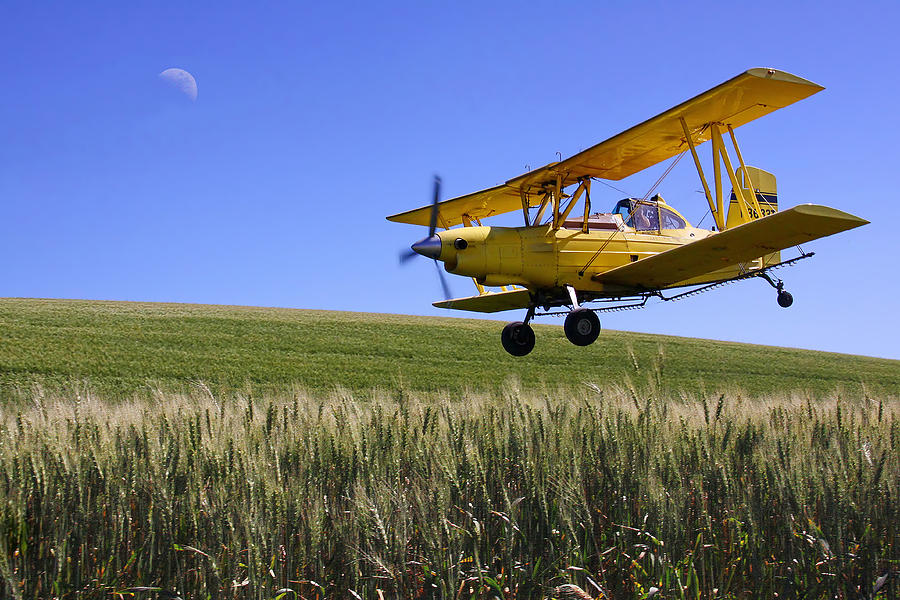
[501,322,535,356]
[564,308,601,346]
[777,290,793,308]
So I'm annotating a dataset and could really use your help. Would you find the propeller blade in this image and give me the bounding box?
[429,175,442,237]
[399,248,418,264]
[434,259,451,300]
[399,175,450,301]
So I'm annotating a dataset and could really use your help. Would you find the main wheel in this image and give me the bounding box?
[777,290,793,308]
[564,308,601,346]
[501,321,535,356]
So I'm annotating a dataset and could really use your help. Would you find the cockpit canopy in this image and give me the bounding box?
[613,196,689,231]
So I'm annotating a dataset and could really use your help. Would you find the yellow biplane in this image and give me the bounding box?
[388,68,868,356]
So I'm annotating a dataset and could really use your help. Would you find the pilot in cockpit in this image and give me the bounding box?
[634,204,659,230]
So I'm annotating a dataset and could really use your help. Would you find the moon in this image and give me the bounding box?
[158,68,198,101]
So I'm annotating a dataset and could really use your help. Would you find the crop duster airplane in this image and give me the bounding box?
[388,69,868,356]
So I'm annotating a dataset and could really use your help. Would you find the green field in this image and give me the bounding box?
[1,298,897,400]
[0,299,897,599]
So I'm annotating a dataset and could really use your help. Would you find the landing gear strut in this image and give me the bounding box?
[760,272,793,308]
[501,307,535,356]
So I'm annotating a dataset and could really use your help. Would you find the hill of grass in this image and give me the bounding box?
[0,298,897,400]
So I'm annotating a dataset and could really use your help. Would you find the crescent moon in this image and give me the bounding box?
[158,68,198,101]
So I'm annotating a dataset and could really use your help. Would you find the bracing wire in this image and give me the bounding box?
[593,177,633,197]
[640,150,686,201]
[694,204,711,229]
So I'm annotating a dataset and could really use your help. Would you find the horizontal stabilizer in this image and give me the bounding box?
[433,288,531,313]
[592,204,868,290]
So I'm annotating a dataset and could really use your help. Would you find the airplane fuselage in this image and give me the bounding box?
[432,220,731,295]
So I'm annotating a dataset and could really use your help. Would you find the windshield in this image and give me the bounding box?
[613,199,634,225]
[660,207,686,229]
[613,198,689,230]
[632,203,659,231]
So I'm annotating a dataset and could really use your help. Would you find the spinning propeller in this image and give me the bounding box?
[399,175,452,300]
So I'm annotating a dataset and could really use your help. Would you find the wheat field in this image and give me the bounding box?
[1,382,896,599]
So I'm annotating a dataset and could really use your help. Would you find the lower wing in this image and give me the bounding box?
[433,288,531,313]
[592,204,868,290]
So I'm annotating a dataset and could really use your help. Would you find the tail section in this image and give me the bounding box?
[726,166,779,266]
[727,166,777,226]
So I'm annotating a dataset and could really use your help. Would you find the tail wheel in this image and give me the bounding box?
[501,322,535,356]
[777,290,793,308]
[564,308,601,346]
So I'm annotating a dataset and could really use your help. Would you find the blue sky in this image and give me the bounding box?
[2,2,898,359]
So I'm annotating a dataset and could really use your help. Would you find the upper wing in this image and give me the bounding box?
[386,184,541,228]
[388,69,822,226]
[433,288,531,313]
[549,68,823,182]
[592,205,868,290]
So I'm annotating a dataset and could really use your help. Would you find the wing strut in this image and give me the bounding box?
[726,124,764,223]
[519,190,531,226]
[680,117,720,230]
[713,125,748,224]
[581,179,592,233]
[558,179,588,225]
